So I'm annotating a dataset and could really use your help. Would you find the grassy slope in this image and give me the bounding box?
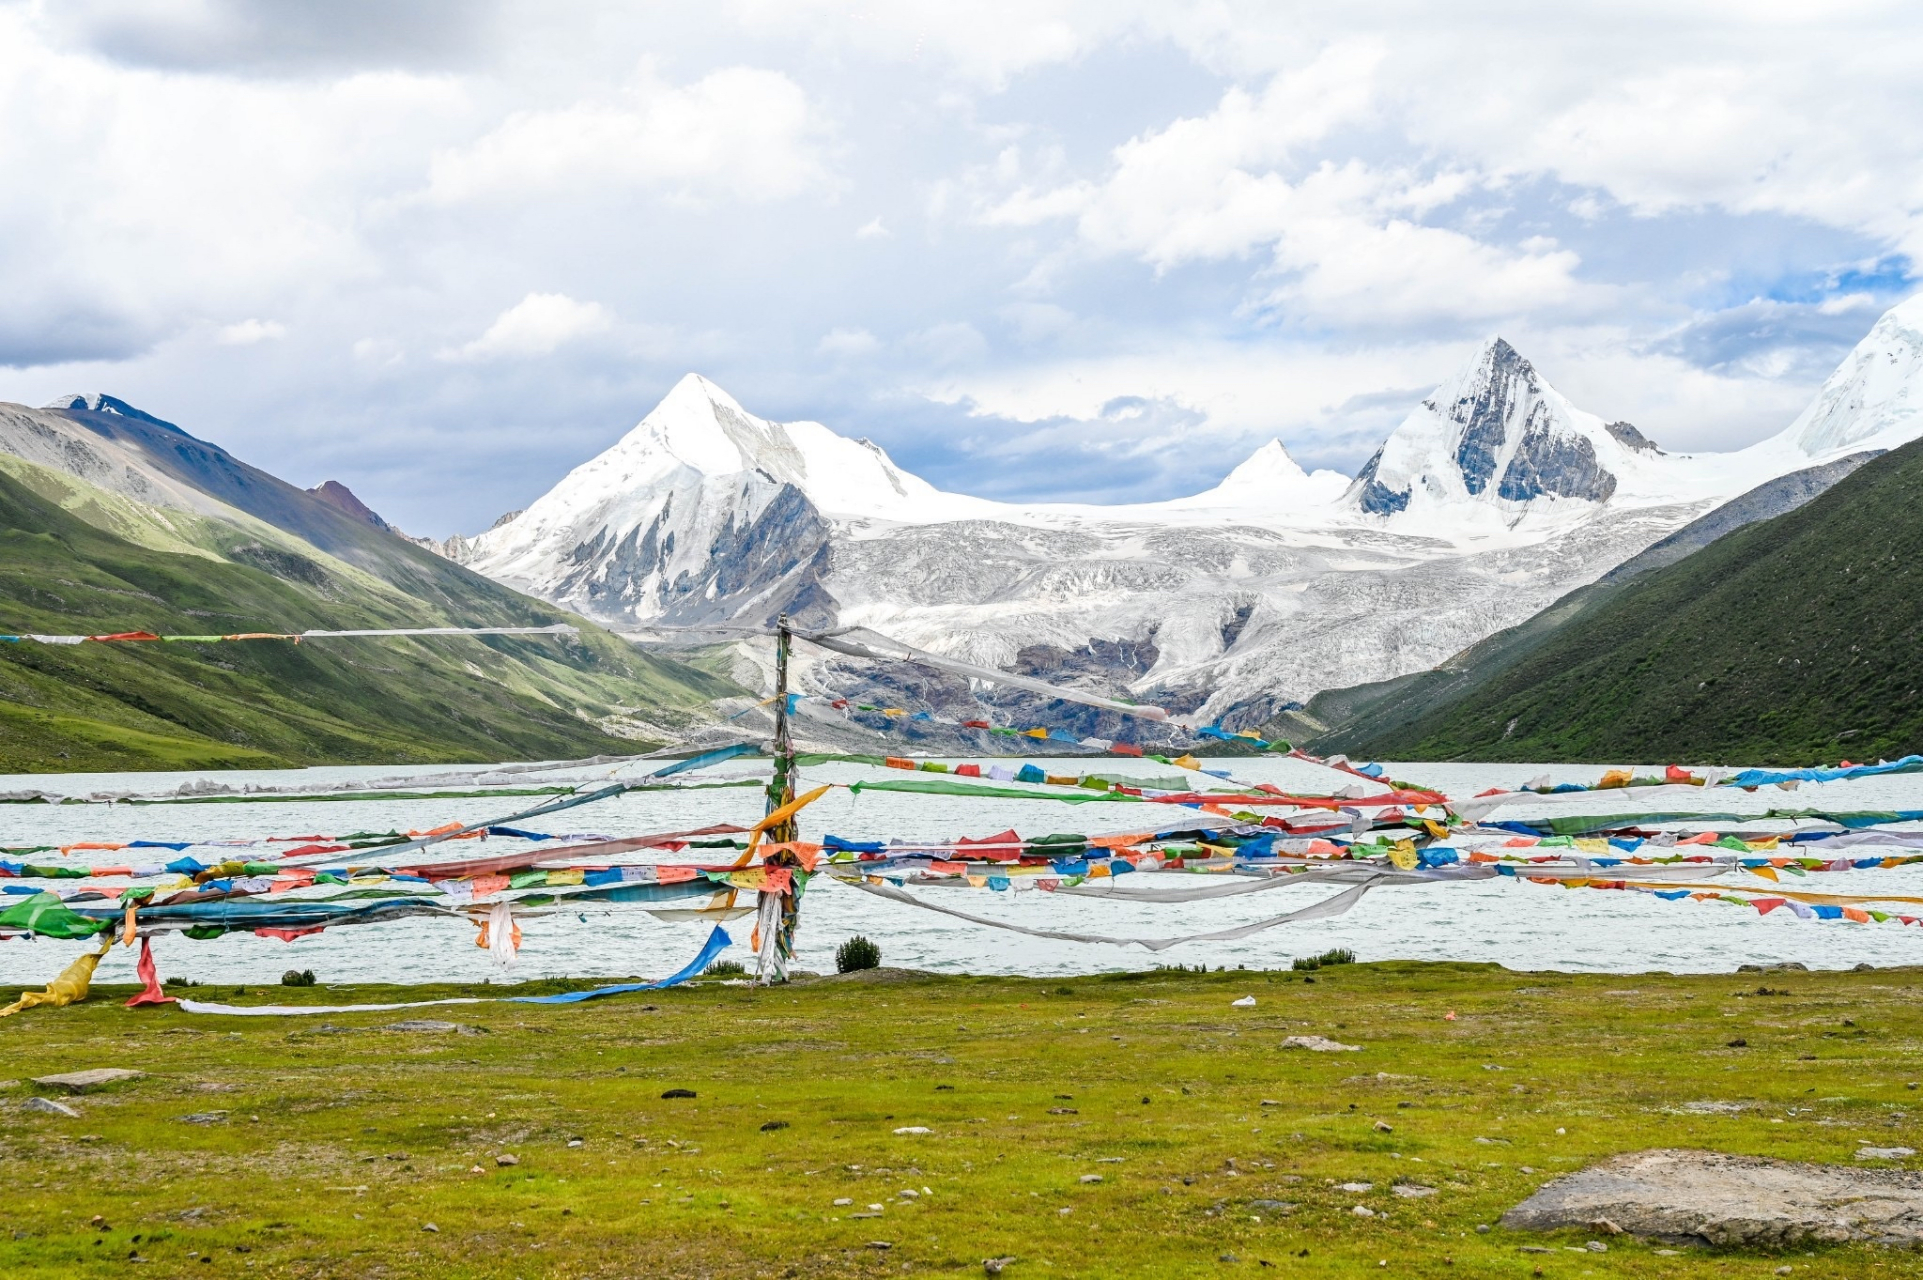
[1,963,1918,1279]
[1330,437,1923,764]
[0,468,735,772]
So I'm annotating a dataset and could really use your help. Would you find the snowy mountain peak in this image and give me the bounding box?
[1348,335,1638,518]
[45,392,187,435]
[1171,437,1351,511]
[1775,291,1923,458]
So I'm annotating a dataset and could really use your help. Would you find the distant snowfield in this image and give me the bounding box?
[461,294,1923,725]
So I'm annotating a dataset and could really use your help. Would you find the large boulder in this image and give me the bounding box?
[1502,1148,1923,1247]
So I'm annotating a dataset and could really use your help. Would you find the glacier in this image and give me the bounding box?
[460,296,1923,732]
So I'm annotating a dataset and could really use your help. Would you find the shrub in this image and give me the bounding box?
[280,969,316,987]
[1291,948,1356,972]
[703,959,746,977]
[836,935,882,973]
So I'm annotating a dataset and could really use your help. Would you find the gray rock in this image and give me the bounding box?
[1280,1035,1360,1052]
[384,1020,484,1035]
[176,1111,229,1125]
[22,1097,80,1117]
[1501,1148,1923,1247]
[1857,1147,1916,1160]
[30,1068,143,1094]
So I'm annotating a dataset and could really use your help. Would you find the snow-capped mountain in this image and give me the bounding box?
[462,296,1923,729]
[1776,291,1923,456]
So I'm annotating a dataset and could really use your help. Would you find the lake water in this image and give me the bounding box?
[5,755,1923,987]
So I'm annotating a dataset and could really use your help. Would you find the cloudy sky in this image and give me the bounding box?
[0,1,1917,535]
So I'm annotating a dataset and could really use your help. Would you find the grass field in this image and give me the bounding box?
[3,961,1922,1279]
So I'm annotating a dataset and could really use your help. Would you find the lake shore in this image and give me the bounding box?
[2,961,1917,1278]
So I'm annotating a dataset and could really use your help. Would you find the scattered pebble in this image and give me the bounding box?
[833,1198,853,1207]
[1857,1146,1915,1159]
[496,1154,519,1167]
[1352,1205,1375,1217]
[983,1257,1016,1275]
[1232,996,1256,1007]
[421,1223,438,1233]
[1373,1120,1393,1133]
[1338,1182,1373,1193]
[760,1120,790,1132]
[22,1098,80,1118]
[660,1088,696,1099]
[1079,1174,1102,1184]
[893,1126,932,1135]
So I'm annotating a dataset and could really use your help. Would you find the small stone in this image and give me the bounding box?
[1232,996,1256,1007]
[892,1126,932,1135]
[176,1111,228,1125]
[1475,1224,1490,1233]
[566,1138,584,1148]
[1352,1205,1375,1217]
[1280,1035,1360,1052]
[1047,1107,1078,1115]
[1585,1240,1607,1252]
[421,1223,438,1233]
[22,1097,80,1117]
[1857,1146,1915,1159]
[760,1119,790,1131]
[1218,1254,1237,1263]
[865,1241,892,1250]
[660,1088,697,1099]
[1393,1184,1435,1198]
[30,1069,142,1094]
[468,1165,485,1174]
[1338,1182,1373,1193]
[983,1257,1016,1276]
[1079,1174,1102,1184]
[1373,1120,1393,1133]
[833,1198,853,1207]
[1775,1268,1792,1276]
[496,1153,520,1166]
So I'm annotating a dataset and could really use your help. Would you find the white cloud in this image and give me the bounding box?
[424,64,830,206]
[855,216,889,239]
[817,327,880,357]
[442,293,613,361]
[215,318,285,345]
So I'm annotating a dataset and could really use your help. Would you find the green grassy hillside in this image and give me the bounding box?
[0,470,735,773]
[1329,437,1923,764]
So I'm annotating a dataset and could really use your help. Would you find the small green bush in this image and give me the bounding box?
[703,959,746,977]
[836,935,881,973]
[1292,948,1356,971]
[280,969,316,987]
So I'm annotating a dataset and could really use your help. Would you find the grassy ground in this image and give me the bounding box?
[3,962,1922,1279]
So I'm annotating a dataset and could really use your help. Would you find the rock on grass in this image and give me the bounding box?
[1501,1148,1923,1247]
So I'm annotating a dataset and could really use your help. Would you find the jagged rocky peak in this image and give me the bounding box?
[1605,421,1661,453]
[306,479,390,531]
[1348,335,1624,517]
[45,392,187,434]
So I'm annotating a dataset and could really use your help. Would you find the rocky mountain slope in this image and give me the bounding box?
[1315,434,1923,764]
[1288,447,1886,755]
[454,294,1923,736]
[0,396,735,770]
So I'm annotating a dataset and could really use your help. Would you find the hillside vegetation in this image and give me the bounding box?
[1321,437,1923,763]
[0,469,734,772]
